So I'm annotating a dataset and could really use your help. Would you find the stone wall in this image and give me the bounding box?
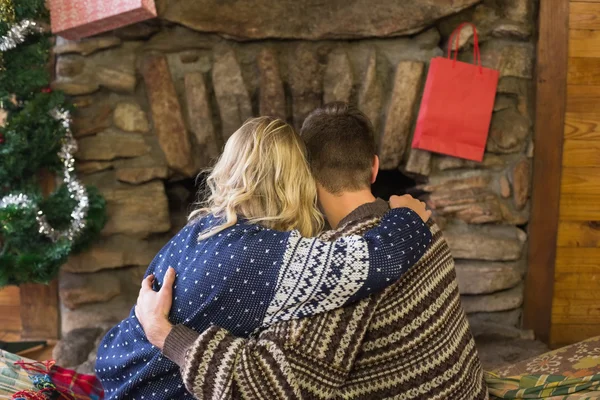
[51,0,537,372]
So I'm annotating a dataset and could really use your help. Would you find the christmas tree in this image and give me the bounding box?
[0,0,107,287]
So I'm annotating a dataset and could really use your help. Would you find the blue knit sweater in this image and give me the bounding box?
[96,208,431,399]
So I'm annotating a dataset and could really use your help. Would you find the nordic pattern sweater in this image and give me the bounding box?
[161,199,488,400]
[95,207,431,399]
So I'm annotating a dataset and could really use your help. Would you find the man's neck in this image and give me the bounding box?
[318,187,376,229]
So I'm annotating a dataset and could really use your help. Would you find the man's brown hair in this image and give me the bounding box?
[300,102,377,194]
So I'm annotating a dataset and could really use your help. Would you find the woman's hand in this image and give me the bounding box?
[389,194,432,223]
[135,267,176,350]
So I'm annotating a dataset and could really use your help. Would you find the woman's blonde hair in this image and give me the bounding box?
[190,117,324,240]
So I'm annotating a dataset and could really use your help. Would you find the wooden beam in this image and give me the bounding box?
[523,0,569,344]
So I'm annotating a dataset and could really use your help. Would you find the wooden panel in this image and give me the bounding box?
[524,0,569,344]
[565,113,600,140]
[566,85,600,114]
[551,324,600,348]
[563,140,600,166]
[552,314,600,326]
[561,167,600,193]
[555,287,600,300]
[0,286,21,333]
[19,281,59,340]
[565,3,600,349]
[0,286,20,306]
[554,248,600,330]
[555,247,600,272]
[570,2,600,29]
[568,57,600,85]
[570,29,600,57]
[558,221,600,247]
[559,193,600,220]
[554,272,600,298]
[556,266,600,279]
[552,298,600,324]
[552,301,600,323]
[0,308,22,333]
[554,289,600,300]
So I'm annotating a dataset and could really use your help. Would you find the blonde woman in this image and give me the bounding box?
[95,117,432,400]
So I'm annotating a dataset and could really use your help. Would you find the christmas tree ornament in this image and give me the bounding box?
[1,109,90,242]
[0,20,43,51]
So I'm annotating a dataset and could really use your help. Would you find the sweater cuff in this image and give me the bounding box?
[162,324,200,368]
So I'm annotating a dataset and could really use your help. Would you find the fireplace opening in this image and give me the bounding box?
[372,169,421,200]
[166,169,422,234]
[164,176,206,233]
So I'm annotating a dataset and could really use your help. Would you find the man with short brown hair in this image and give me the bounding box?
[135,103,489,399]
[301,101,377,193]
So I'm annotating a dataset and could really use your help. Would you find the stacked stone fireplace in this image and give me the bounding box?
[51,0,537,372]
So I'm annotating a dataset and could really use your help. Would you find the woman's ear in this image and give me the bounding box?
[371,155,380,184]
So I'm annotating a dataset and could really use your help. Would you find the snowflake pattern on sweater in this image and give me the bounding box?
[96,208,431,399]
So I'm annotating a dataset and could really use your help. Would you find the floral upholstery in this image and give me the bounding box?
[495,336,600,377]
[486,336,600,399]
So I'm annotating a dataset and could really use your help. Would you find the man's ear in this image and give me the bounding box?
[371,155,379,184]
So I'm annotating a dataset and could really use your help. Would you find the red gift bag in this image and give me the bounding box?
[411,23,499,162]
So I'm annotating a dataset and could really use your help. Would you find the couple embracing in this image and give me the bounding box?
[96,102,488,400]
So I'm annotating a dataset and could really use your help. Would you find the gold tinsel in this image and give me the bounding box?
[0,0,15,23]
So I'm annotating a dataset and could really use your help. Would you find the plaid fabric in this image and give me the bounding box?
[0,351,103,400]
[487,336,600,399]
[49,365,103,400]
[0,350,36,399]
[486,372,600,399]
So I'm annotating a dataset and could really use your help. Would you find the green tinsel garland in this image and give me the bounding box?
[0,0,107,287]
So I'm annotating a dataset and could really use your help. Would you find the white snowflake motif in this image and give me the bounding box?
[568,354,583,363]
[576,343,591,354]
[525,354,562,374]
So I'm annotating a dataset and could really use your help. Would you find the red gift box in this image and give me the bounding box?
[49,0,157,40]
[411,23,499,162]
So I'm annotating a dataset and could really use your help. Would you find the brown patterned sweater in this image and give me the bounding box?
[162,199,488,399]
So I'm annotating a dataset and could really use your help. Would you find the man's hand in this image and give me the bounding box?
[135,267,176,350]
[389,194,432,223]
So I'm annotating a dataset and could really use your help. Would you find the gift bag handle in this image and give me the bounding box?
[447,22,483,73]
